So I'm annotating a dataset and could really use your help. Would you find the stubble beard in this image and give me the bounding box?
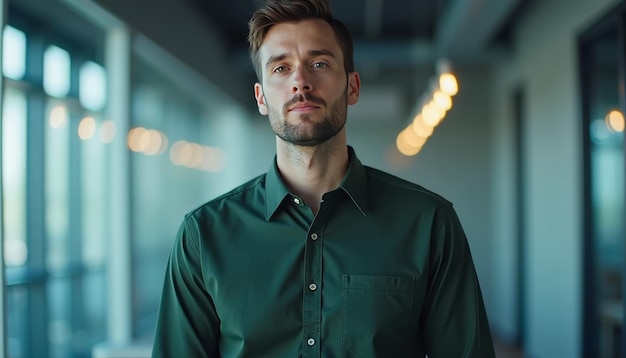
[268,88,348,147]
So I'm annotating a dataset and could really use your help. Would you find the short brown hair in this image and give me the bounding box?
[248,0,355,81]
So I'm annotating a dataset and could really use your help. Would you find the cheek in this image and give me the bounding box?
[262,86,287,108]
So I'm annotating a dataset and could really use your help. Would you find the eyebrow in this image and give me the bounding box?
[265,49,337,68]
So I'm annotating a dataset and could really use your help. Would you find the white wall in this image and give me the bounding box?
[490,0,621,357]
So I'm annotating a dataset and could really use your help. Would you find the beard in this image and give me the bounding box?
[267,87,348,147]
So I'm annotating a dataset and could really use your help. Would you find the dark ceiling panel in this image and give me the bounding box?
[325,0,368,37]
[377,0,437,39]
[188,0,258,48]
[187,0,452,51]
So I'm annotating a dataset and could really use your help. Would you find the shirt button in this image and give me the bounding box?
[293,197,301,205]
[307,338,315,346]
[309,283,317,291]
[310,233,318,240]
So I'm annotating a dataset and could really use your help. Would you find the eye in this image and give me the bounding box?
[312,62,328,69]
[273,65,287,73]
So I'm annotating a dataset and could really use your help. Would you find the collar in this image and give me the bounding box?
[264,146,368,221]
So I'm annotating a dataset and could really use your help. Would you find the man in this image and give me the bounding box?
[152,0,495,357]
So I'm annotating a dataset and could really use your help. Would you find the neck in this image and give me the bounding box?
[276,136,349,214]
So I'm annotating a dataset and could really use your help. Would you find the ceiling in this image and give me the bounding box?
[7,0,531,113]
[190,0,449,53]
[187,0,529,73]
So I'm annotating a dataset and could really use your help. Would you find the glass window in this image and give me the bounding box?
[47,279,73,358]
[43,45,71,98]
[2,87,28,267]
[582,17,626,358]
[45,101,70,270]
[79,272,107,349]
[79,61,107,111]
[6,287,28,358]
[2,25,27,80]
[81,114,108,267]
[131,57,215,336]
[4,2,109,357]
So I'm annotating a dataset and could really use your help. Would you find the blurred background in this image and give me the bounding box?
[0,0,625,357]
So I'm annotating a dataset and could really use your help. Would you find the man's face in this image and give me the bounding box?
[254,19,360,146]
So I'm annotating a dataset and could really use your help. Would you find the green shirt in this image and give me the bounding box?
[152,147,495,358]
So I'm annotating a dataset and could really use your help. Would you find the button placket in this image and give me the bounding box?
[303,225,322,357]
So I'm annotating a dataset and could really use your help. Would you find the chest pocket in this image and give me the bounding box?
[341,275,416,357]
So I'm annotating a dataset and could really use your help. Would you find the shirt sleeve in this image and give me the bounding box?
[421,204,496,357]
[152,215,221,358]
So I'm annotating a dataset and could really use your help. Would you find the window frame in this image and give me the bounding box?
[3,3,108,357]
[579,2,626,357]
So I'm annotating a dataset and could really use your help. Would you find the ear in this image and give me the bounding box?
[254,82,268,115]
[347,71,361,106]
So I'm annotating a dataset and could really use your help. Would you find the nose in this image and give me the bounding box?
[291,66,312,94]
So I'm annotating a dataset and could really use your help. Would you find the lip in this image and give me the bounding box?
[289,102,320,112]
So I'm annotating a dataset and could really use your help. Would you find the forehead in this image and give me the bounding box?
[259,18,343,62]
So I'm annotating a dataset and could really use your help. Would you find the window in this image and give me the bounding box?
[3,2,108,357]
[45,101,70,271]
[2,87,27,267]
[43,45,71,98]
[79,61,107,111]
[2,25,26,80]
[580,4,626,357]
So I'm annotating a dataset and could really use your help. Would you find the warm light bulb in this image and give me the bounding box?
[144,130,163,156]
[439,73,458,96]
[173,141,193,166]
[49,105,68,128]
[421,103,443,127]
[127,127,146,152]
[401,127,426,149]
[169,141,186,165]
[606,109,625,132]
[396,131,421,156]
[411,114,434,138]
[138,129,152,153]
[78,116,96,140]
[433,91,452,111]
[187,143,204,168]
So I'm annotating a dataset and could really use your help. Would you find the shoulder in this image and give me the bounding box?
[364,166,453,209]
[185,173,266,220]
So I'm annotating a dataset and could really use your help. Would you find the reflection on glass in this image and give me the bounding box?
[131,58,212,335]
[80,273,107,351]
[49,105,68,129]
[79,61,107,111]
[606,109,625,133]
[2,25,27,80]
[43,45,71,98]
[587,25,625,358]
[2,87,28,266]
[47,279,72,357]
[82,115,107,267]
[45,100,70,270]
[78,116,97,140]
[100,120,116,143]
[6,287,27,358]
